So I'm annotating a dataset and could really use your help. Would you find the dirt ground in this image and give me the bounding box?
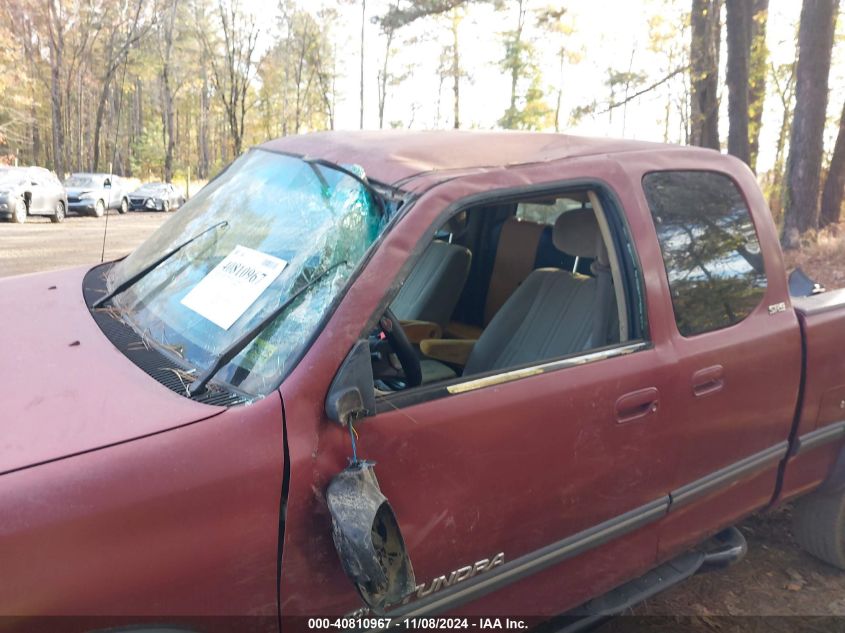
[604,506,845,632]
[782,222,845,291]
[2,211,845,630]
[0,210,169,278]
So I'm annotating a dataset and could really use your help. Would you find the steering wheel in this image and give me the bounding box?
[379,308,422,388]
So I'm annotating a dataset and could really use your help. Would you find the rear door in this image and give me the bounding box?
[632,167,802,556]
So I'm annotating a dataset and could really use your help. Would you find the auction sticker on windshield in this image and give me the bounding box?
[181,245,288,329]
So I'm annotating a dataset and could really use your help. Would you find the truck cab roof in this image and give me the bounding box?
[261,130,723,189]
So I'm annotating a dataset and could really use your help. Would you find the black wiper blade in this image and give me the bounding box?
[92,220,228,308]
[187,260,348,397]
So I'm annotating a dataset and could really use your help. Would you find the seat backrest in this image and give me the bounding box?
[483,217,546,325]
[465,270,597,375]
[391,240,472,329]
[465,209,610,376]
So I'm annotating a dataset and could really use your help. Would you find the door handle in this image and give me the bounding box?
[615,387,659,423]
[692,365,724,397]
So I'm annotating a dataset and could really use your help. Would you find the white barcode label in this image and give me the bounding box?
[181,244,288,329]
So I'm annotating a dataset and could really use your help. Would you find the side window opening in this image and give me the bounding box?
[371,187,640,395]
[642,170,767,337]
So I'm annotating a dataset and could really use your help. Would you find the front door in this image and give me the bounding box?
[345,344,677,617]
[279,178,683,618]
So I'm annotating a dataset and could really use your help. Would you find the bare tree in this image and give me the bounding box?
[820,101,845,226]
[768,57,796,215]
[689,0,721,149]
[377,10,396,129]
[200,0,259,156]
[91,0,151,172]
[46,0,66,176]
[160,0,178,182]
[449,8,461,129]
[781,0,840,248]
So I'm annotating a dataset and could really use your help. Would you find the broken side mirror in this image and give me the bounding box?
[327,461,416,612]
[325,340,416,611]
[326,339,376,426]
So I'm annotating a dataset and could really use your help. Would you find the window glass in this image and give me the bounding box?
[642,170,766,337]
[516,195,591,225]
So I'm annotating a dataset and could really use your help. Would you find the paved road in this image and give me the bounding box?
[0,211,169,278]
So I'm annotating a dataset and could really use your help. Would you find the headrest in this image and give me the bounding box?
[553,209,601,258]
[445,211,468,236]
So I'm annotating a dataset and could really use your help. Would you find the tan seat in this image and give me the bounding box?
[447,216,545,339]
[465,209,614,375]
[483,217,546,324]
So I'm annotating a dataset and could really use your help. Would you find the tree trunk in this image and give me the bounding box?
[378,28,393,129]
[725,0,751,164]
[92,30,117,172]
[781,0,840,249]
[161,0,177,183]
[768,86,794,214]
[554,49,564,133]
[508,0,525,115]
[91,81,110,172]
[198,66,210,178]
[820,101,845,226]
[451,9,461,129]
[748,0,769,171]
[48,0,65,178]
[689,0,721,149]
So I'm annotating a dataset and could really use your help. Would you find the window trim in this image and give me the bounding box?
[641,168,769,339]
[368,177,650,412]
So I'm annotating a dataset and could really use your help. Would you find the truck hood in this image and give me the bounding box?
[0,266,225,475]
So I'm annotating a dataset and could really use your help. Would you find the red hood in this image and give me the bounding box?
[0,266,224,475]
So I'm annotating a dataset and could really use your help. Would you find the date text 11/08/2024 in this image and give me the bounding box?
[306,618,529,629]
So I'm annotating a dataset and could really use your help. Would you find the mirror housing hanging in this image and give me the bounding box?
[326,340,376,426]
[326,461,416,612]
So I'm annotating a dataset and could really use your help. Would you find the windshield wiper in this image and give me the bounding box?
[187,260,348,397]
[92,220,228,308]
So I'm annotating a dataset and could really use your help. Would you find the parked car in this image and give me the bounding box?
[64,172,129,217]
[0,166,67,224]
[128,181,186,212]
[4,131,845,631]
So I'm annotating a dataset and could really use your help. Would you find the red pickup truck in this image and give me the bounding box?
[2,131,845,630]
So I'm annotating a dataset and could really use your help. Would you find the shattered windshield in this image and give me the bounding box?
[107,149,387,396]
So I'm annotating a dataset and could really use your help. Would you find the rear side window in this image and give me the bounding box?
[516,194,591,225]
[642,170,767,337]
